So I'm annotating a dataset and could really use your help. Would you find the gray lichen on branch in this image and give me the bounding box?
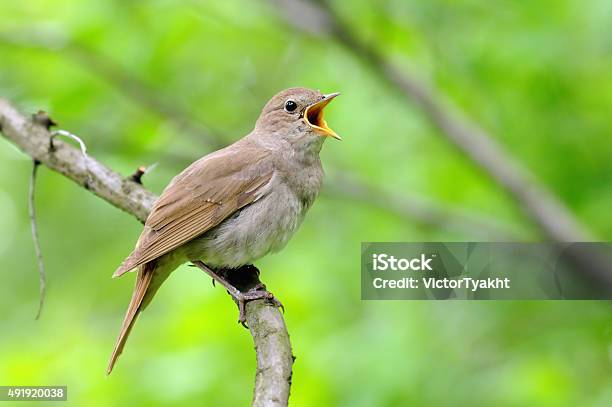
[0,98,294,407]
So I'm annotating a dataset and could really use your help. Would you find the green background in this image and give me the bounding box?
[1,0,611,405]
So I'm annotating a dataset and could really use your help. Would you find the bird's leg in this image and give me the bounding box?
[190,260,283,327]
[222,264,284,325]
[189,262,216,286]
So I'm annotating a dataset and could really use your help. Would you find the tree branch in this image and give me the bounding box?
[0,98,293,406]
[273,0,592,243]
[327,173,522,239]
[271,0,612,288]
[0,29,225,151]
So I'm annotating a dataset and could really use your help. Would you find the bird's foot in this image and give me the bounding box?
[190,261,284,328]
[232,285,284,327]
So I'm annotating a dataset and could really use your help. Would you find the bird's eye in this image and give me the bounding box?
[284,100,297,112]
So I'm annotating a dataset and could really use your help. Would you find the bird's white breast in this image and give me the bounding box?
[184,173,311,268]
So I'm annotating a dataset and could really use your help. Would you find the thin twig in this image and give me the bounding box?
[28,160,45,319]
[50,129,91,185]
[23,128,92,318]
[128,163,157,185]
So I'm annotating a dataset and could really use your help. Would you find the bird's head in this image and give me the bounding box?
[255,87,341,149]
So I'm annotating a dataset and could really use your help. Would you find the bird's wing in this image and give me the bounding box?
[113,143,273,277]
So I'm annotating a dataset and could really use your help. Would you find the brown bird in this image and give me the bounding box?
[107,87,340,374]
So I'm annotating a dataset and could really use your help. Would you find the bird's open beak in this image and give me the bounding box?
[303,92,341,140]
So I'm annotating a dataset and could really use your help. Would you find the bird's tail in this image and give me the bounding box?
[107,262,156,375]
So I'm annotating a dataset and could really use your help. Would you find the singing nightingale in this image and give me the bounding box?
[107,87,340,374]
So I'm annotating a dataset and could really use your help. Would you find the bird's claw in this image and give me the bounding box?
[230,289,284,328]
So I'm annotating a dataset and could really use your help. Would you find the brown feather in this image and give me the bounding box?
[113,143,273,277]
[107,262,155,374]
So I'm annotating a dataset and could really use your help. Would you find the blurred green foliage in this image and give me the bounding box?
[1,0,611,406]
